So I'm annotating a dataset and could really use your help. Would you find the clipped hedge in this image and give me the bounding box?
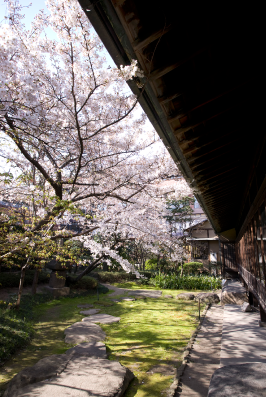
[0,270,50,289]
[150,273,222,290]
[70,276,98,290]
[91,271,136,283]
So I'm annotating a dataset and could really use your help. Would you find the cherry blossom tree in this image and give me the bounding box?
[0,0,192,305]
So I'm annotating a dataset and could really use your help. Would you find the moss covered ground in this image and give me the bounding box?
[0,284,205,397]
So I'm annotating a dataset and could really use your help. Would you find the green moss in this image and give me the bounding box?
[0,288,204,397]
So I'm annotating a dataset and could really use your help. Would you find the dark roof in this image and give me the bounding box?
[79,0,265,237]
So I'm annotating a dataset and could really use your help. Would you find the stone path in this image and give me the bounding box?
[177,305,224,397]
[101,283,162,298]
[4,305,132,397]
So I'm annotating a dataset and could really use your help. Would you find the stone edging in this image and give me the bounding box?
[167,303,211,397]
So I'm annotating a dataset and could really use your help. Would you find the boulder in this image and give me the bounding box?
[195,292,220,304]
[4,356,134,397]
[3,355,70,397]
[64,321,106,344]
[241,302,252,312]
[221,281,248,305]
[208,363,266,397]
[82,314,120,324]
[176,293,195,300]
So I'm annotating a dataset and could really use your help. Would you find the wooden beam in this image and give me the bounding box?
[194,160,240,178]
[189,146,236,170]
[181,130,234,156]
[149,48,206,80]
[132,25,171,52]
[157,92,183,105]
[185,137,239,163]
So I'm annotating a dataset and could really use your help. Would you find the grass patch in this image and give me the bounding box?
[0,285,205,397]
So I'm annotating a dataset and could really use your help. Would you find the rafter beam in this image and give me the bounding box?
[149,48,206,80]
[157,92,182,105]
[132,25,171,52]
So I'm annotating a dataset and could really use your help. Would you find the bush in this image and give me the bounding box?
[149,273,222,290]
[182,262,203,275]
[139,271,154,279]
[0,270,50,289]
[70,276,98,290]
[92,271,136,283]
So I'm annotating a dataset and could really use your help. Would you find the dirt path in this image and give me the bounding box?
[178,304,224,397]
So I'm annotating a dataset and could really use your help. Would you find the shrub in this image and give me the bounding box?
[182,262,203,275]
[70,276,98,290]
[92,271,136,283]
[139,271,154,279]
[145,259,158,270]
[0,270,50,289]
[149,273,221,290]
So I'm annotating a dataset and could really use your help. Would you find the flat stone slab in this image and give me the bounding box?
[77,304,94,308]
[80,309,100,315]
[65,341,107,358]
[82,314,120,324]
[163,294,173,298]
[207,363,266,397]
[121,297,135,301]
[195,292,220,303]
[64,321,106,344]
[128,290,162,298]
[176,293,195,300]
[3,354,70,397]
[5,357,134,397]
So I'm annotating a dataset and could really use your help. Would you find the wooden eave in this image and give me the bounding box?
[78,0,265,237]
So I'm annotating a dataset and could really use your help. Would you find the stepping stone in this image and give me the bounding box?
[121,297,135,301]
[128,290,162,298]
[176,293,195,300]
[77,304,94,308]
[65,341,107,358]
[64,321,106,344]
[3,354,70,397]
[5,356,134,397]
[80,309,100,315]
[111,299,120,303]
[164,295,173,298]
[82,314,120,324]
[195,292,220,303]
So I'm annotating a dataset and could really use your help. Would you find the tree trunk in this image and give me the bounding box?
[32,268,39,295]
[16,265,27,307]
[180,262,184,277]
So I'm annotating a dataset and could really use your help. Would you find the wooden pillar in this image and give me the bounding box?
[260,305,266,323]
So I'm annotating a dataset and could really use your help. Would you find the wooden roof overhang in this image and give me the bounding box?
[78,0,265,238]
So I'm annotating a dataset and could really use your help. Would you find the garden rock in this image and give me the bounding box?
[5,357,134,397]
[195,292,220,303]
[80,309,100,315]
[221,281,248,305]
[77,304,94,308]
[147,364,175,375]
[65,341,107,358]
[241,302,252,312]
[164,295,173,299]
[176,293,195,300]
[121,297,135,301]
[82,314,120,324]
[3,354,70,397]
[128,290,162,298]
[64,321,106,344]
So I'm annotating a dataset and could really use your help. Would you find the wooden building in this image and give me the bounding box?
[78,0,266,323]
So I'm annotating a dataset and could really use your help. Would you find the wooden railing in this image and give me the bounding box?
[238,265,266,312]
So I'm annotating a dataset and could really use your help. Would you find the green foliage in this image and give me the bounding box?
[139,270,154,279]
[182,262,203,275]
[91,271,136,283]
[145,258,158,270]
[70,276,98,290]
[0,270,50,289]
[150,273,222,290]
